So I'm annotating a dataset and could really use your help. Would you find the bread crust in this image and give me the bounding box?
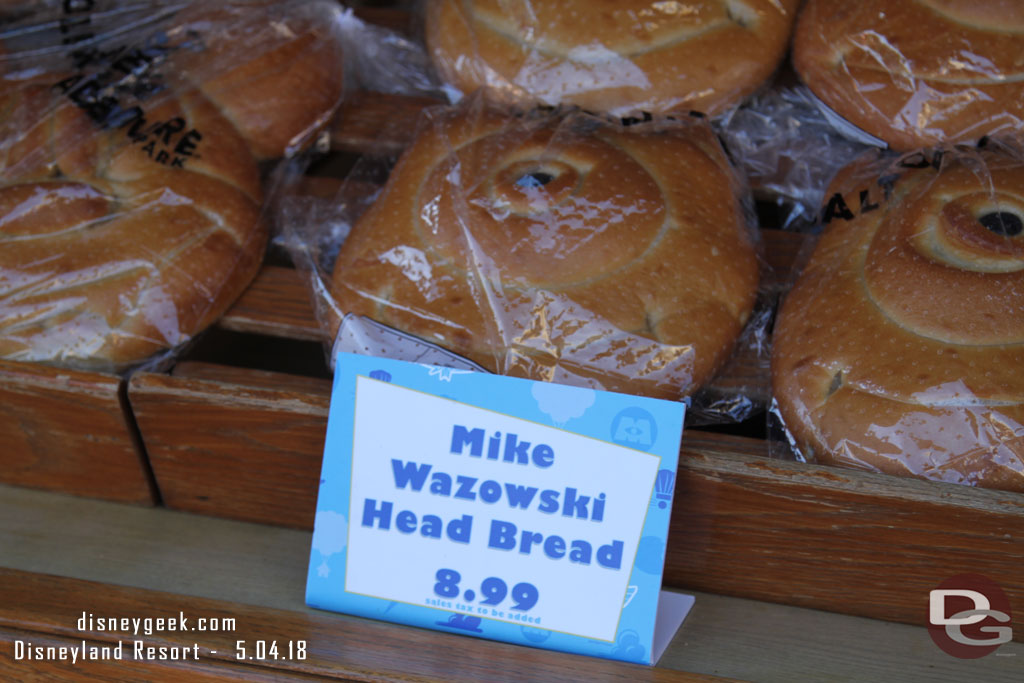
[0,1,344,370]
[793,0,1024,150]
[171,0,344,159]
[772,150,1024,491]
[426,0,799,117]
[0,82,266,370]
[330,107,760,399]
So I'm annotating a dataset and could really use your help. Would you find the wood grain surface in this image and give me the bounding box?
[0,569,723,682]
[669,441,1024,640]
[0,360,154,505]
[332,91,445,156]
[2,485,1022,682]
[128,367,329,528]
[217,266,324,342]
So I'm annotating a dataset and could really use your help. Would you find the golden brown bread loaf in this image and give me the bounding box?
[772,149,1024,492]
[0,80,265,370]
[329,106,760,400]
[0,0,344,370]
[425,0,800,118]
[793,0,1024,150]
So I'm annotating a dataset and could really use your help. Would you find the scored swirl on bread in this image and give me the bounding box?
[426,0,800,118]
[0,80,265,370]
[329,104,760,400]
[0,0,344,370]
[793,0,1024,150]
[772,148,1024,492]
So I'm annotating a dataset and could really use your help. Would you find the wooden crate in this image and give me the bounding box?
[121,91,1024,643]
[0,360,155,505]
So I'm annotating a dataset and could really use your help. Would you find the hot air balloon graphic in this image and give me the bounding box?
[369,370,392,382]
[654,469,674,509]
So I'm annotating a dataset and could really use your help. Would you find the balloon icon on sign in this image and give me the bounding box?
[654,469,675,509]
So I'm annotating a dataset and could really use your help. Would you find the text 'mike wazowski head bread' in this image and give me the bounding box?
[772,147,1024,492]
[329,103,760,400]
[425,0,801,118]
[793,0,1024,150]
[0,0,344,371]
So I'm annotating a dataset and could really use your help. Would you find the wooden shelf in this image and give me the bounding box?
[2,484,1021,681]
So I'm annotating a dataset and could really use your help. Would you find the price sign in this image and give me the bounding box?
[307,353,688,664]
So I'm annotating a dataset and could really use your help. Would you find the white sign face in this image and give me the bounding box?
[344,376,661,642]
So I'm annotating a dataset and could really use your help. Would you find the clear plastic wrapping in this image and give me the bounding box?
[717,85,875,231]
[283,92,768,406]
[771,140,1024,492]
[424,0,801,119]
[793,0,1024,151]
[0,0,345,372]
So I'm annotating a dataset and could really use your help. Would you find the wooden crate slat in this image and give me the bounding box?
[669,447,1024,639]
[0,359,154,505]
[218,265,323,342]
[331,91,444,156]
[0,568,720,682]
[128,369,330,529]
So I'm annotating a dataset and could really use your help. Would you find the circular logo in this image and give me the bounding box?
[610,407,657,451]
[928,573,1012,659]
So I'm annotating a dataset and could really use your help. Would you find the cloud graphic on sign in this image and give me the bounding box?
[312,510,348,578]
[531,382,595,425]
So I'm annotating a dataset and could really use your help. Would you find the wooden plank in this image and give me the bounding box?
[128,369,330,528]
[1,486,1022,681]
[217,266,322,342]
[172,361,332,396]
[0,359,154,505]
[0,569,720,682]
[669,446,1024,640]
[331,91,444,156]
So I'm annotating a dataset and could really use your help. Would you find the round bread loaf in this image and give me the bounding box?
[772,149,1024,492]
[425,0,800,118]
[0,80,265,370]
[329,107,760,400]
[0,1,344,370]
[793,0,1024,150]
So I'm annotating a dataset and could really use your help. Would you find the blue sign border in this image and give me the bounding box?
[306,353,684,664]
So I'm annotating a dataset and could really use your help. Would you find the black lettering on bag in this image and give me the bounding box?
[859,189,879,214]
[821,193,855,224]
[151,117,185,145]
[174,129,202,157]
